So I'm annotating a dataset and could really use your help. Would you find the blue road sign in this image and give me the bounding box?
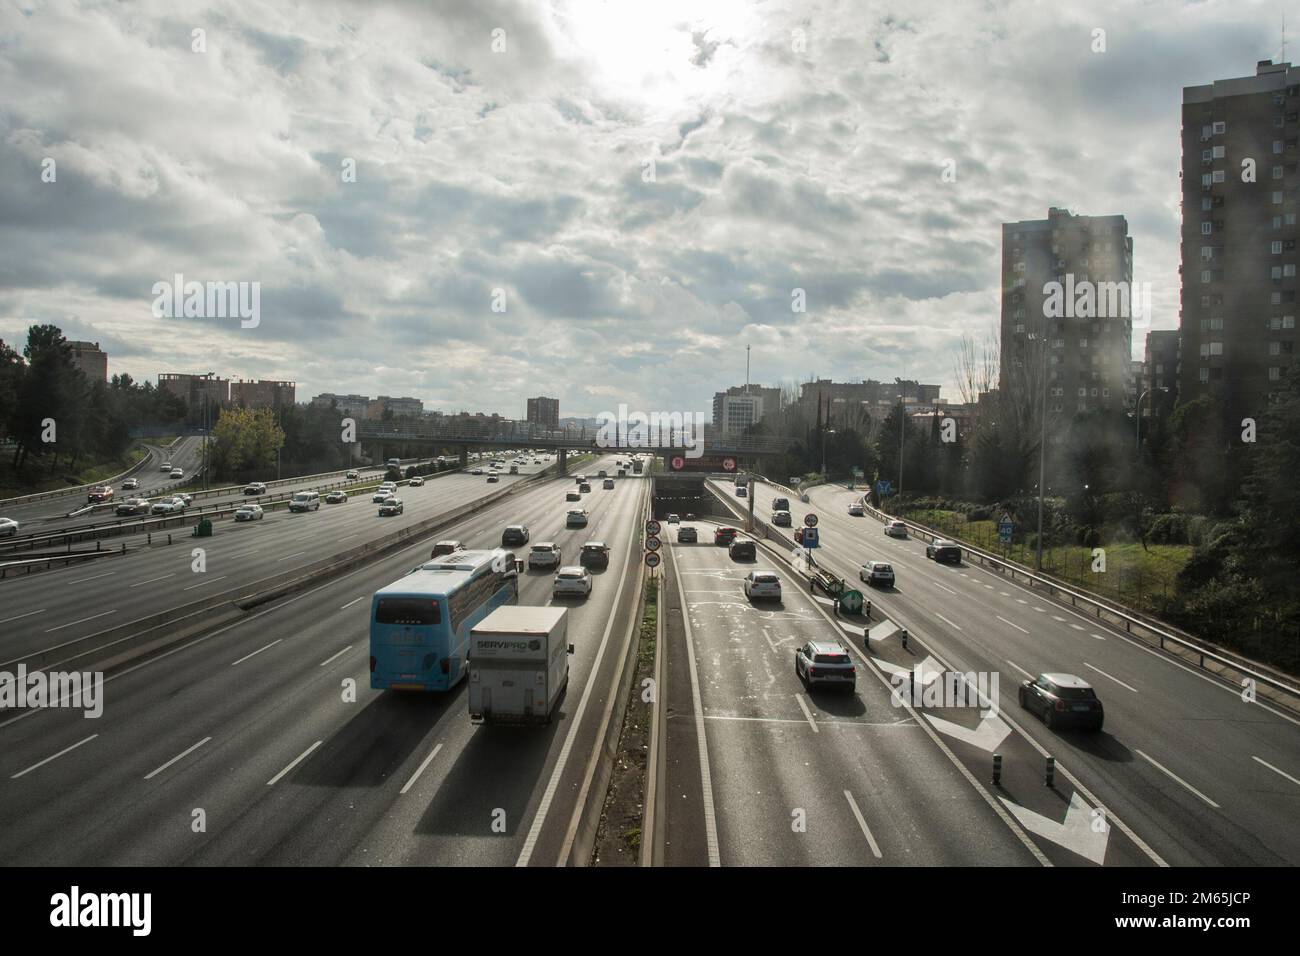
[998,517,1013,544]
[801,527,819,548]
[876,479,892,497]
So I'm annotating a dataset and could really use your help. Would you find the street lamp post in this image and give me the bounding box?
[897,395,905,498]
[1034,334,1049,573]
[1135,387,1168,454]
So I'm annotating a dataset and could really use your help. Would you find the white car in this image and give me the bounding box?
[0,517,19,537]
[409,476,425,487]
[151,496,187,515]
[160,461,172,472]
[884,519,908,538]
[848,502,864,516]
[325,490,348,504]
[528,542,562,570]
[122,477,140,490]
[169,468,184,479]
[565,509,588,528]
[743,571,782,602]
[471,468,484,475]
[373,490,395,503]
[345,470,360,480]
[379,497,404,516]
[667,514,680,523]
[859,561,895,587]
[553,566,593,598]
[234,504,264,521]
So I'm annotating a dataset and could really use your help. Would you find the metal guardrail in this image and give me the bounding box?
[0,443,160,509]
[846,492,1300,708]
[0,547,121,578]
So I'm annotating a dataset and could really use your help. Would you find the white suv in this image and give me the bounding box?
[743,571,782,601]
[553,566,593,598]
[528,543,562,570]
[795,641,856,692]
[884,519,908,538]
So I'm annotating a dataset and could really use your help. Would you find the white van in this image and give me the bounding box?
[288,490,320,512]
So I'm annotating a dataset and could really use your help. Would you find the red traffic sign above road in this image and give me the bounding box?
[722,457,736,471]
[804,513,819,528]
[646,520,661,536]
[645,551,661,568]
[646,536,662,552]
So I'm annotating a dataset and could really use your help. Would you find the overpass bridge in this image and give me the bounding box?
[354,419,793,471]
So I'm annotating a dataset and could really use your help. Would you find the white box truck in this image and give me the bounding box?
[469,606,572,725]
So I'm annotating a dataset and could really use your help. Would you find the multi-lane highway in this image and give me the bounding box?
[0,453,645,865]
[686,476,1300,866]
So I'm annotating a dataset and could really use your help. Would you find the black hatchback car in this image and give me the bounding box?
[580,541,610,569]
[926,539,962,564]
[1019,673,1104,732]
[501,525,529,546]
[728,538,756,561]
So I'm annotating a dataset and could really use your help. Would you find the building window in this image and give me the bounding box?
[1270,341,1282,355]
[1275,191,1285,204]
[1212,170,1226,183]
[1213,145,1225,158]
[1270,367,1282,381]
[1202,222,1213,235]
[1287,264,1297,276]
[1078,387,1087,397]
[1276,140,1285,154]
[1213,121,1226,134]
[1273,266,1284,279]
[1199,367,1210,383]
[1201,246,1214,260]
[1276,165,1287,179]
[1202,270,1212,283]
[1286,315,1297,328]
[1274,240,1285,254]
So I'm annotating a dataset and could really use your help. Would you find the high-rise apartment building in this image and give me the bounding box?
[1000,207,1135,415]
[713,385,782,434]
[1144,330,1181,419]
[67,341,107,382]
[526,396,560,430]
[1181,60,1300,423]
[230,379,295,409]
[158,373,229,413]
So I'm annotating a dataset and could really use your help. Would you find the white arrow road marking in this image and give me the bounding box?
[875,655,944,687]
[1000,792,1110,865]
[863,619,898,644]
[923,712,1012,752]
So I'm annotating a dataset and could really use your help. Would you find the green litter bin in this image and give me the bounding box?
[838,589,864,615]
[193,518,213,538]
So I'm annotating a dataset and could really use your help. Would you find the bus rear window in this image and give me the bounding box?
[376,598,441,625]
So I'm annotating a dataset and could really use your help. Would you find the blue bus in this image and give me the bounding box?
[370,549,519,691]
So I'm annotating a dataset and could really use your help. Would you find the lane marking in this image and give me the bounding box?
[932,581,958,596]
[1083,662,1138,693]
[996,615,1029,634]
[44,609,116,633]
[68,571,115,585]
[0,608,45,625]
[144,736,212,780]
[340,596,366,610]
[318,645,353,667]
[11,734,99,779]
[400,743,444,794]
[794,693,819,733]
[1135,749,1220,808]
[266,740,322,786]
[843,790,883,859]
[182,575,227,591]
[1089,632,1107,641]
[935,611,963,631]
[230,639,282,666]
[1252,755,1300,788]
[279,551,307,561]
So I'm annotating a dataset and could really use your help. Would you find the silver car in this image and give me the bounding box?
[234,504,264,521]
[528,542,562,570]
[743,571,782,601]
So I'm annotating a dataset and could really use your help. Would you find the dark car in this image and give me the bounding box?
[578,482,592,493]
[566,491,581,502]
[771,497,790,511]
[430,540,463,558]
[771,510,792,527]
[1018,673,1104,732]
[677,526,697,543]
[501,525,529,546]
[714,526,739,546]
[926,539,962,564]
[579,541,610,569]
[728,538,756,561]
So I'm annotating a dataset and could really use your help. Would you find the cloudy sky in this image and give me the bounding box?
[0,0,1287,418]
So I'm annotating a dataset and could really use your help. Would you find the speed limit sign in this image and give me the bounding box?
[646,520,661,536]
[646,536,662,552]
[804,513,819,528]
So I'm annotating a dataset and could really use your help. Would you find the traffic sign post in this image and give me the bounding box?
[998,514,1014,546]
[644,551,661,569]
[646,520,661,537]
[646,536,661,552]
[803,513,819,528]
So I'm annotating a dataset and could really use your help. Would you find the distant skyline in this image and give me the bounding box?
[0,0,1287,416]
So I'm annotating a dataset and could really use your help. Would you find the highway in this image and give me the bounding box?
[701,476,1300,866]
[0,454,645,865]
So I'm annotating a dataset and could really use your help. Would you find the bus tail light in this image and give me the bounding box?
[439,657,450,674]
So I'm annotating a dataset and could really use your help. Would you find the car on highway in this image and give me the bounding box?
[430,540,463,558]
[346,470,360,479]
[573,474,586,484]
[408,476,425,487]
[553,566,593,598]
[728,538,756,561]
[325,490,348,504]
[566,509,588,528]
[848,502,864,516]
[1018,673,1104,732]
[772,510,792,526]
[486,474,500,483]
[736,486,747,497]
[175,493,194,505]
[378,497,404,516]
[501,524,530,546]
[0,516,20,536]
[578,482,591,493]
[372,489,394,503]
[379,481,397,494]
[243,482,267,495]
[471,468,484,475]
[87,485,115,503]
[234,504,264,522]
[859,561,895,587]
[677,526,697,543]
[122,477,140,490]
[115,497,151,516]
[160,461,172,471]
[580,541,609,568]
[288,491,321,512]
[795,641,856,692]
[714,526,739,546]
[771,496,790,511]
[884,519,908,538]
[150,496,187,515]
[742,570,782,602]
[603,478,614,489]
[565,491,581,502]
[528,542,562,570]
[926,539,962,564]
[666,514,679,523]
[169,467,184,479]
